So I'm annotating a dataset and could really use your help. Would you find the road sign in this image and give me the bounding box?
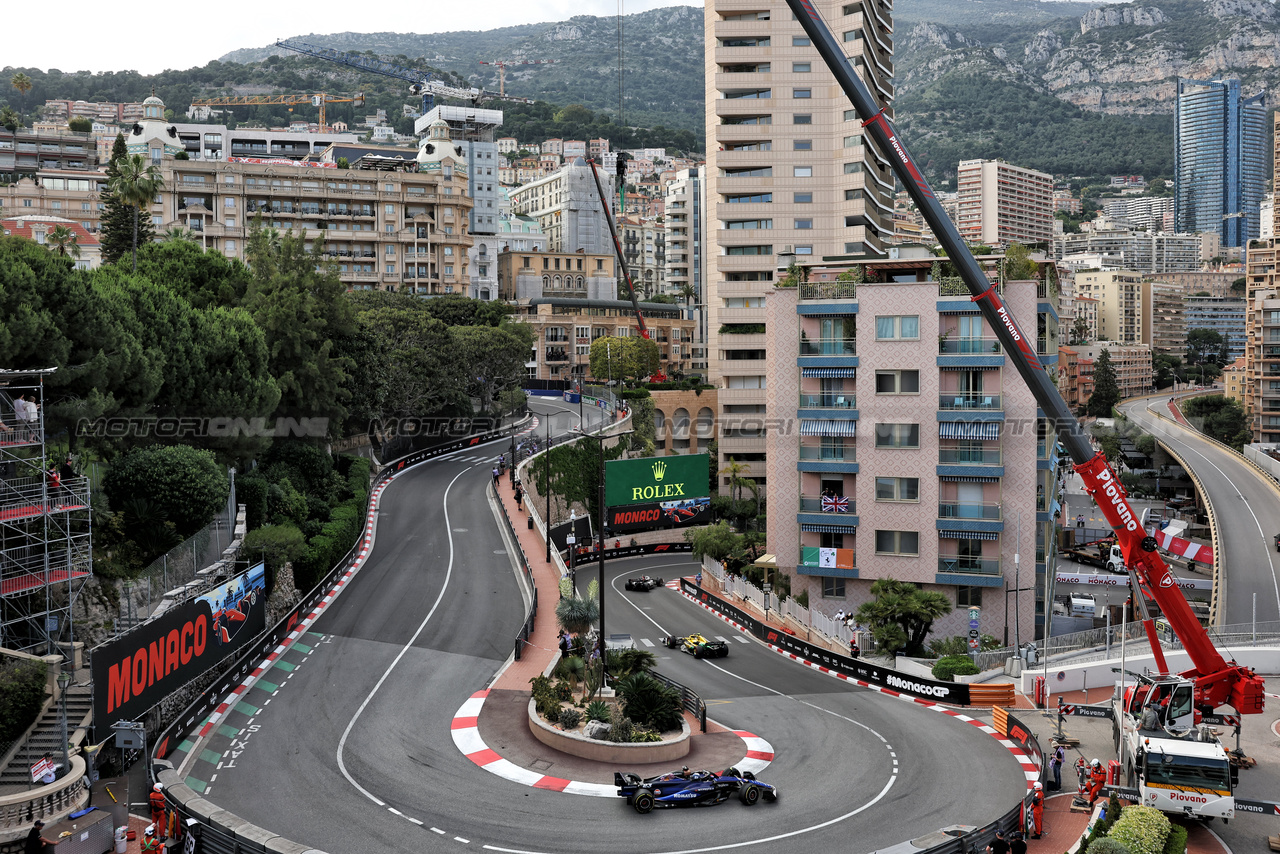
[30,758,54,783]
[969,618,980,630]
[968,629,980,639]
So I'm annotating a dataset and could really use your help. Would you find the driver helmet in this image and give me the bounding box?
[681,765,689,773]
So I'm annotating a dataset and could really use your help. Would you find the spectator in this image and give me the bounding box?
[987,829,1009,854]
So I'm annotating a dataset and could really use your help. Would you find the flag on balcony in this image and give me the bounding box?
[821,494,849,513]
[802,547,854,569]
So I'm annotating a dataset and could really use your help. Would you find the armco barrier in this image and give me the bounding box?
[678,579,972,705]
[150,426,513,853]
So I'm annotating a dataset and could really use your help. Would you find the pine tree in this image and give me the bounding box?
[1088,348,1120,417]
[100,134,155,266]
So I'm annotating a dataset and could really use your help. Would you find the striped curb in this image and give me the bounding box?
[678,587,1042,790]
[450,689,775,797]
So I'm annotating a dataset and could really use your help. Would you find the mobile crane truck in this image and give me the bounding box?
[783,0,1266,822]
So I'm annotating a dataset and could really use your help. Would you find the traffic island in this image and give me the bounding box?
[527,698,691,763]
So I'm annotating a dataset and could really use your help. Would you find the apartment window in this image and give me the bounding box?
[50,202,61,210]
[794,114,812,124]
[81,202,91,211]
[725,245,773,255]
[723,115,772,126]
[725,193,772,203]
[726,219,772,229]
[386,245,396,256]
[875,530,919,555]
[724,167,773,178]
[875,370,920,394]
[844,109,859,121]
[386,264,395,274]
[445,265,454,276]
[843,30,862,42]
[386,225,394,233]
[822,577,846,598]
[844,162,863,174]
[794,219,813,229]
[842,2,858,12]
[720,37,771,47]
[23,199,32,207]
[795,245,813,255]
[875,315,920,340]
[724,88,772,100]
[226,217,236,228]
[792,36,811,46]
[225,240,236,251]
[794,139,812,150]
[794,166,813,177]
[875,477,920,502]
[794,193,813,203]
[845,189,864,200]
[844,134,862,148]
[874,423,920,449]
[793,62,811,72]
[957,586,983,607]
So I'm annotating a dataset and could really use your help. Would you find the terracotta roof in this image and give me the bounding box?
[1,217,99,246]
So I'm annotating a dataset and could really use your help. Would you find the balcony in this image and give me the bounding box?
[798,281,858,301]
[800,337,857,356]
[938,447,1000,465]
[938,337,1001,355]
[938,394,1001,411]
[799,495,855,514]
[938,502,1002,521]
[799,445,855,463]
[936,556,1001,577]
[800,393,856,409]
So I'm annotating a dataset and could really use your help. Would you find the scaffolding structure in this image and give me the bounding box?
[1,368,92,655]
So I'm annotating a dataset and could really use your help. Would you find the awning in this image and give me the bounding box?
[939,475,1000,482]
[938,421,1001,441]
[939,530,1000,541]
[801,419,857,437]
[801,523,858,533]
[801,367,857,378]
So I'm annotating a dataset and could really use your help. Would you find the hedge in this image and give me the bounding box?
[932,655,980,681]
[1108,805,1170,854]
[0,658,48,744]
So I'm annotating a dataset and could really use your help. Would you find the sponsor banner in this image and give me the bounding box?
[678,579,970,704]
[1004,710,1044,776]
[1055,570,1211,591]
[1200,713,1240,727]
[607,496,711,533]
[93,564,266,730]
[228,156,336,168]
[1234,797,1280,815]
[605,454,709,507]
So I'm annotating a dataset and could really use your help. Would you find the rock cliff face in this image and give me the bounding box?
[1079,5,1168,33]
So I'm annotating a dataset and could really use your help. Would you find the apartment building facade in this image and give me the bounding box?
[1186,296,1246,360]
[1,128,97,179]
[705,0,896,494]
[1054,225,1202,273]
[1142,280,1186,354]
[1073,270,1144,344]
[763,247,1060,643]
[665,167,708,371]
[620,215,666,298]
[955,158,1054,248]
[508,157,615,255]
[1071,341,1154,399]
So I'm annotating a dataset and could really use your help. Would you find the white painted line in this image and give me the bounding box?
[455,837,470,844]
[432,827,445,835]
[408,817,424,826]
[639,638,655,647]
[388,808,403,816]
[733,636,750,643]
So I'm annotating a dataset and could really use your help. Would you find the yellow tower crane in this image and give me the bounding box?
[478,60,557,98]
[188,92,365,133]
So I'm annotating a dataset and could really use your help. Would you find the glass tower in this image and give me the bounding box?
[1175,78,1267,248]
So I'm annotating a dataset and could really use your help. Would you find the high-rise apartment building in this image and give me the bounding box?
[508,158,615,255]
[1186,296,1246,360]
[705,0,896,493]
[1142,280,1186,355]
[1054,224,1202,273]
[1175,78,1267,247]
[1073,270,1144,344]
[954,159,1053,248]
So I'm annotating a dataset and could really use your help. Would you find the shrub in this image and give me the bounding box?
[554,680,573,702]
[630,729,663,742]
[530,675,561,721]
[606,648,657,679]
[927,636,971,657]
[238,476,269,530]
[615,672,684,732]
[607,706,634,743]
[932,655,980,681]
[1108,805,1170,854]
[558,707,581,730]
[103,444,229,536]
[1162,825,1187,854]
[1090,838,1131,854]
[584,700,611,723]
[0,658,48,744]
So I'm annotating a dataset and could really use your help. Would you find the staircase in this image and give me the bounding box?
[0,682,92,791]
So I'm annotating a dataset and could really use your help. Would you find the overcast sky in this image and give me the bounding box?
[6,0,699,76]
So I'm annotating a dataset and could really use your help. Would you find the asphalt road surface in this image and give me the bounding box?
[199,399,1027,853]
[1116,393,1280,627]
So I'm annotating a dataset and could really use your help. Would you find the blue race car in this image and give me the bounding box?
[614,766,779,814]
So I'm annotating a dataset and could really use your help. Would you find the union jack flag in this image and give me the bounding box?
[821,495,848,513]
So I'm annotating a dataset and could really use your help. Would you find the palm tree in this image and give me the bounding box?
[10,72,32,111]
[161,226,196,243]
[46,225,81,259]
[107,153,165,272]
[719,457,752,503]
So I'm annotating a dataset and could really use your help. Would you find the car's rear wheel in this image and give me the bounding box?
[739,784,760,806]
[694,647,704,659]
[634,790,655,814]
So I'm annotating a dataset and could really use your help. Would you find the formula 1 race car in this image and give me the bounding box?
[615,766,778,814]
[662,633,729,658]
[624,575,665,591]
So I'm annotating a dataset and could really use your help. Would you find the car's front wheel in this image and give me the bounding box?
[739,784,760,806]
[634,790,655,814]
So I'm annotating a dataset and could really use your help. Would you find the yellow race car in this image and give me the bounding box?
[663,633,729,659]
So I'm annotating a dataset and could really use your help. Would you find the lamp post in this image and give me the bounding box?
[57,670,71,778]
[567,509,577,589]
[545,411,552,563]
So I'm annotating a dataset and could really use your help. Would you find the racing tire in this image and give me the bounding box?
[739,783,760,806]
[694,647,704,659]
[655,577,664,585]
[664,636,679,649]
[633,790,655,814]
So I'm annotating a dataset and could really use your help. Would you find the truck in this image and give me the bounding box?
[1063,539,1126,574]
[783,0,1265,822]
[1112,673,1236,821]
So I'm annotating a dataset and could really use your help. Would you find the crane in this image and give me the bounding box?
[188,92,363,133]
[274,40,481,115]
[587,157,649,341]
[479,59,557,98]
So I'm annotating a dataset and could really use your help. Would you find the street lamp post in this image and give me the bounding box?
[545,411,552,563]
[567,509,577,589]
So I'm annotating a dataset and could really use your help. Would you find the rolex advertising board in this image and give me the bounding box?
[605,454,710,533]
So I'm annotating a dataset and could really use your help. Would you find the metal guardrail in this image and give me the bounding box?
[647,670,707,733]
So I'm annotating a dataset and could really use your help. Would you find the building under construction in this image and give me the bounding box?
[1,369,92,656]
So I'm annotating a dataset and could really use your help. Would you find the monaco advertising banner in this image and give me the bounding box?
[92,563,266,730]
[605,454,710,533]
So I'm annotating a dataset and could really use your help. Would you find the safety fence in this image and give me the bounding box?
[148,424,515,854]
[709,558,859,649]
[493,477,539,663]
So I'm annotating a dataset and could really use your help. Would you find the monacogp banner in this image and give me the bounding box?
[92,564,266,730]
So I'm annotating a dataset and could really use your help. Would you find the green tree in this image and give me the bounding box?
[719,457,755,503]
[589,335,660,384]
[450,323,536,414]
[356,302,461,419]
[245,225,356,429]
[1002,242,1039,280]
[1088,348,1120,417]
[243,523,308,581]
[45,225,81,259]
[99,135,142,267]
[684,520,740,563]
[107,153,166,273]
[135,239,252,309]
[418,293,513,327]
[68,116,92,133]
[854,577,953,658]
[1070,316,1090,345]
[9,72,32,111]
[0,106,20,133]
[103,444,230,537]
[1186,328,1224,367]
[1181,396,1253,450]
